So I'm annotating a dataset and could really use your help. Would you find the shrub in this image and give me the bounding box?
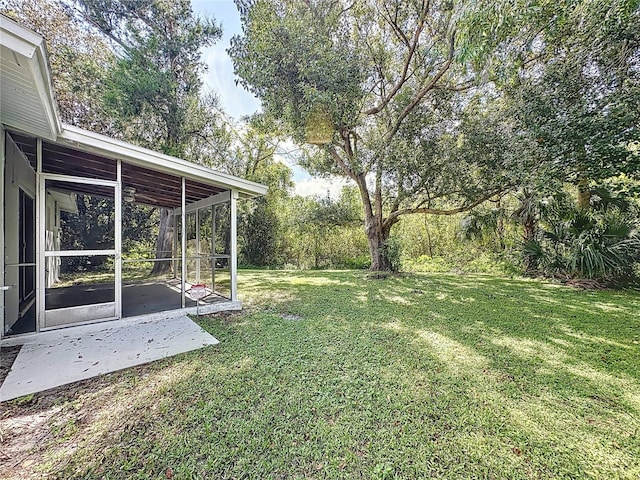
[527,191,640,283]
[382,237,402,272]
[342,255,371,269]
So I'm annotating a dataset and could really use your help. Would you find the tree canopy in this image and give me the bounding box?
[3,0,638,280]
[73,0,223,160]
[230,0,640,272]
[230,0,527,269]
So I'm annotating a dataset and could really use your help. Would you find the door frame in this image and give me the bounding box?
[18,187,36,315]
[3,133,36,337]
[1,127,4,338]
[38,164,122,330]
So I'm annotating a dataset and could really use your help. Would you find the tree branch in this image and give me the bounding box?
[326,144,356,180]
[364,3,429,115]
[375,159,383,222]
[383,186,507,228]
[384,31,456,143]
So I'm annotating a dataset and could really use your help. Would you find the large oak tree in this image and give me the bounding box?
[230,0,517,270]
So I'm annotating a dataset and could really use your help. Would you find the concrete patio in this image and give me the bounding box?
[0,315,219,401]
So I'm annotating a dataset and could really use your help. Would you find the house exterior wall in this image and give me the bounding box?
[1,126,4,336]
[3,134,36,335]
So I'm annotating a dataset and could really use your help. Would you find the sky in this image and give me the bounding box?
[191,0,348,198]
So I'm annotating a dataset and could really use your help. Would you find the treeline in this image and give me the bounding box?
[230,0,640,284]
[4,0,639,285]
[239,183,640,285]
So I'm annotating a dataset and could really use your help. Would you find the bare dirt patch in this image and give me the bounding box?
[0,346,21,386]
[0,363,156,479]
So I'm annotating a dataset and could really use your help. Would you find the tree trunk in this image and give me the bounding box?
[150,208,174,276]
[496,197,505,251]
[365,213,397,271]
[577,176,591,211]
[522,216,537,271]
[424,213,434,258]
[367,230,390,271]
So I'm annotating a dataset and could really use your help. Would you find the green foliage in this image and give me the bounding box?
[279,191,369,270]
[75,0,223,159]
[404,251,520,277]
[381,237,402,273]
[241,197,280,267]
[231,116,295,267]
[341,255,371,270]
[306,188,362,228]
[230,0,364,143]
[490,1,640,202]
[459,206,508,248]
[122,204,159,257]
[527,190,640,282]
[10,393,34,406]
[230,0,522,271]
[59,195,115,272]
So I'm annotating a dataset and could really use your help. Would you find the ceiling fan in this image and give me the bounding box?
[122,186,158,205]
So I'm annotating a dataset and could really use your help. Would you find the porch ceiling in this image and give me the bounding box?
[10,132,226,208]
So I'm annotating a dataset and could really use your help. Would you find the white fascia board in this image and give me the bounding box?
[0,16,41,57]
[29,44,62,138]
[0,15,62,139]
[58,124,268,198]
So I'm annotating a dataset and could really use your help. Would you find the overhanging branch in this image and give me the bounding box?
[326,145,356,180]
[383,187,508,228]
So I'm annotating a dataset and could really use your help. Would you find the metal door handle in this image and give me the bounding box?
[0,285,16,291]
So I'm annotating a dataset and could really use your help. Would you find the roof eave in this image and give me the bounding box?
[0,15,62,139]
[58,124,268,198]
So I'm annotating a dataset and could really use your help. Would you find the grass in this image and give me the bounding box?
[2,270,640,479]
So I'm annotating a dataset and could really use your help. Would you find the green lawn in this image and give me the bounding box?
[4,270,640,479]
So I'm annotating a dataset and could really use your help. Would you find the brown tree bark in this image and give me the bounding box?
[577,176,591,212]
[365,214,393,271]
[150,208,174,276]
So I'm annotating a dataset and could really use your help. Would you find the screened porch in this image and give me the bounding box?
[3,128,261,338]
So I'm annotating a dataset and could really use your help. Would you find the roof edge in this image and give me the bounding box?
[1,15,265,199]
[0,15,42,56]
[58,124,268,197]
[0,14,62,139]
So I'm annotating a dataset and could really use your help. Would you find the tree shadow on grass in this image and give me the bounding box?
[2,270,639,478]
[237,270,640,476]
[230,270,639,476]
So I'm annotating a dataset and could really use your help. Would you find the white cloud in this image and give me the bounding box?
[294,176,351,199]
[195,1,262,120]
[201,44,261,119]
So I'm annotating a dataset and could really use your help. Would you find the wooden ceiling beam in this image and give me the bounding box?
[8,132,228,209]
